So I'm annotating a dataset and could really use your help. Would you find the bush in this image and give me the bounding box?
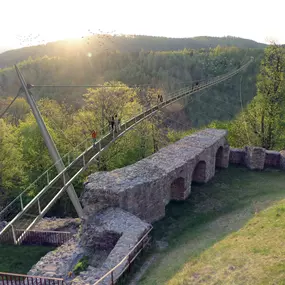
[73,256,89,275]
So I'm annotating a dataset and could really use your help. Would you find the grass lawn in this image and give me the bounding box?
[138,165,285,285]
[0,245,55,274]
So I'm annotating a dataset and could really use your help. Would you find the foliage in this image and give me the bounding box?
[208,43,285,150]
[0,42,267,215]
[0,119,26,208]
[244,43,285,149]
[73,256,89,276]
[138,166,285,285]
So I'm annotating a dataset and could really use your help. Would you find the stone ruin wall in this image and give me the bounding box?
[229,147,285,170]
[81,128,230,224]
[27,130,285,284]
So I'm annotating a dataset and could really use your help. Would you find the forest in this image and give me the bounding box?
[2,35,285,217]
[0,35,266,68]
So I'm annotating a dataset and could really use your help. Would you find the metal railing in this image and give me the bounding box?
[0,59,253,245]
[0,229,72,246]
[93,226,153,285]
[0,272,66,285]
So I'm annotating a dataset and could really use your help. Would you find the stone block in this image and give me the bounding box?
[265,150,281,168]
[244,146,266,170]
[229,148,245,165]
[280,150,285,170]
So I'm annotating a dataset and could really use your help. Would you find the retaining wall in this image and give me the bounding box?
[229,147,285,170]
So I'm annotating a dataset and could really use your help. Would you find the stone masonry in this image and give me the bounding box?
[230,147,285,170]
[28,208,150,285]
[81,129,230,223]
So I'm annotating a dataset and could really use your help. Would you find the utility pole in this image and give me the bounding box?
[15,65,83,217]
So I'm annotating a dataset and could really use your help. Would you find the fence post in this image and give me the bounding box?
[68,153,70,165]
[111,271,114,285]
[83,154,86,166]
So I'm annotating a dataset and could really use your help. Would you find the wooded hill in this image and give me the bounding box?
[0,35,266,68]
[0,46,264,127]
[0,36,267,214]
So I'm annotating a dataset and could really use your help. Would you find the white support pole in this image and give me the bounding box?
[83,154,86,166]
[46,170,50,184]
[37,199,41,214]
[11,225,17,245]
[15,65,83,218]
[20,195,24,211]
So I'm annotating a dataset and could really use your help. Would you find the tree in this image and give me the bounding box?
[82,81,141,135]
[0,119,26,208]
[244,43,285,149]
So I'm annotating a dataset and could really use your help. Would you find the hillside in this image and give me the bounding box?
[167,200,285,285]
[0,47,263,123]
[0,35,266,68]
[138,166,285,285]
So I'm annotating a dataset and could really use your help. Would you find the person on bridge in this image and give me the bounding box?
[91,130,97,147]
[196,81,199,90]
[110,116,115,132]
[114,115,120,133]
[157,94,163,103]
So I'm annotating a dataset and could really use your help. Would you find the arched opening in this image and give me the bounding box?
[215,146,224,168]
[192,161,206,183]
[170,177,186,200]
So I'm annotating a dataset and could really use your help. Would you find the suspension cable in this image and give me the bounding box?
[0,88,23,119]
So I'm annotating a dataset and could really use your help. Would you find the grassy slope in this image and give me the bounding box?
[139,166,285,285]
[168,201,285,285]
[0,245,55,274]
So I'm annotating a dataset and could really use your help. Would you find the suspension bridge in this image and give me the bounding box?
[0,58,253,245]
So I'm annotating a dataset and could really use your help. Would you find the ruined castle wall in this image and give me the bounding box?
[229,147,285,170]
[82,129,230,223]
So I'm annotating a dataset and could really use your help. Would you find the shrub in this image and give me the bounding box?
[73,256,89,275]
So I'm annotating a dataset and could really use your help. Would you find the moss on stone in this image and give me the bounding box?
[73,256,89,276]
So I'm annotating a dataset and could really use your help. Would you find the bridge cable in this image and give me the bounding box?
[239,74,251,145]
[0,88,23,119]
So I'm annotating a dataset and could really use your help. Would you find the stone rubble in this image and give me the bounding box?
[28,208,150,285]
[34,217,81,234]
[28,236,84,279]
[73,207,151,285]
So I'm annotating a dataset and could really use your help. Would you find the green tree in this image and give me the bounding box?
[0,119,26,207]
[244,43,285,149]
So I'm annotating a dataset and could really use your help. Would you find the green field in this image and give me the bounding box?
[138,166,285,285]
[0,245,55,274]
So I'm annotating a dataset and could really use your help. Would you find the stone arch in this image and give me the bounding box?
[170,177,186,200]
[215,146,224,168]
[192,161,206,183]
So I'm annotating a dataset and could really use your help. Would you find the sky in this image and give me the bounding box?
[1,0,285,51]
